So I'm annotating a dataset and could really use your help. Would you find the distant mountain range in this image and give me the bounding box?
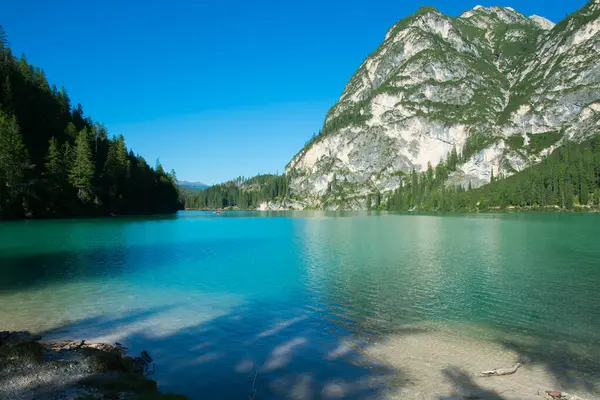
[177,181,208,192]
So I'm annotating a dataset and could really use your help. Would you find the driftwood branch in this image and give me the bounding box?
[538,389,586,399]
[480,362,522,377]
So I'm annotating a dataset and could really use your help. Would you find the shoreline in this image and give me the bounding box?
[0,331,187,400]
[182,206,600,213]
[2,324,594,400]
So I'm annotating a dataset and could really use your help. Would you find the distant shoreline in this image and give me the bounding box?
[182,206,600,213]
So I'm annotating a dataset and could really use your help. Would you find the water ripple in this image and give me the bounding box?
[1,211,599,398]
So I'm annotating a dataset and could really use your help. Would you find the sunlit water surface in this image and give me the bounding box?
[1,211,599,398]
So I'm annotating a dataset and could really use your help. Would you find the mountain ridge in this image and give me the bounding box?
[281,0,600,210]
[178,180,208,189]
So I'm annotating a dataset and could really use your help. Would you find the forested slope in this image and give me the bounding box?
[182,175,288,209]
[386,135,600,211]
[0,27,182,219]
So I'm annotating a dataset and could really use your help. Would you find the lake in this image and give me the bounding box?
[1,211,599,399]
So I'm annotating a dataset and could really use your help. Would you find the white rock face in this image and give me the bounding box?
[258,200,306,211]
[286,2,600,209]
[529,15,556,30]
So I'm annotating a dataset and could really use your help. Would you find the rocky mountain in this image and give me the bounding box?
[178,181,208,192]
[284,0,600,210]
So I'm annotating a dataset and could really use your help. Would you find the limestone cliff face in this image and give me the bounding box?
[284,0,600,210]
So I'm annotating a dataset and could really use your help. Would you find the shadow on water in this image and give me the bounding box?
[435,327,600,399]
[39,304,183,339]
[18,302,403,400]
[496,336,599,394]
[2,302,599,399]
[441,366,505,400]
[0,236,265,294]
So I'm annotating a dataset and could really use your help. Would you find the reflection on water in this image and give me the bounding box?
[0,211,599,398]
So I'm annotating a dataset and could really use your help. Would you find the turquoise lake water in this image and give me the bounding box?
[1,211,599,398]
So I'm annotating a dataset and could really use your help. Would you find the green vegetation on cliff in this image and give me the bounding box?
[387,135,600,211]
[0,26,182,220]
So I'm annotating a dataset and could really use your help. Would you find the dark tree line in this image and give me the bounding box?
[183,174,289,209]
[387,135,600,211]
[0,27,182,219]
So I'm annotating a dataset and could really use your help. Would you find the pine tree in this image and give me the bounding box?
[43,137,65,187]
[62,142,73,171]
[104,135,129,181]
[0,111,30,217]
[155,159,165,174]
[57,86,71,115]
[65,122,77,140]
[72,103,86,130]
[2,76,13,113]
[565,184,574,209]
[426,161,434,183]
[435,157,446,181]
[43,137,67,214]
[0,25,8,49]
[579,181,589,205]
[69,129,95,202]
[449,147,459,170]
[103,135,130,213]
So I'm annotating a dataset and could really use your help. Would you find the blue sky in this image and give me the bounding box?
[1,0,589,183]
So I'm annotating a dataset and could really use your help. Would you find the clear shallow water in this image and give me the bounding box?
[1,211,599,398]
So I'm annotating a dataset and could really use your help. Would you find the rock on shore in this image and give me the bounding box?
[0,331,187,400]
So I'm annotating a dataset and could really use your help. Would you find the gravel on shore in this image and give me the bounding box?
[0,331,187,400]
